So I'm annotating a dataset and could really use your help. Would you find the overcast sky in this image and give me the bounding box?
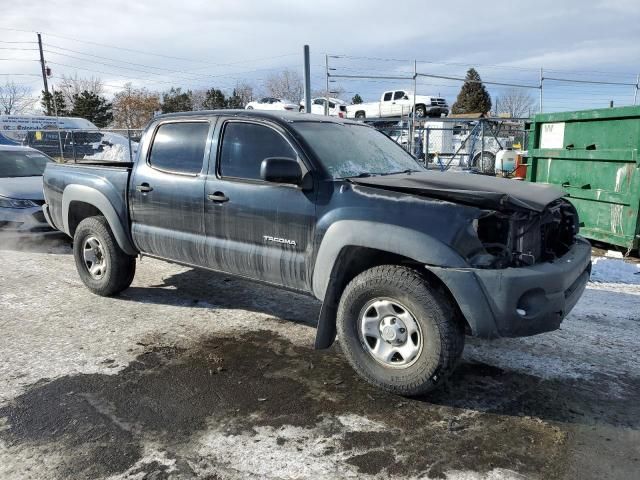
[1,0,639,112]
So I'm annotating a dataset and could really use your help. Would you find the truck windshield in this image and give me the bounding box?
[0,150,53,177]
[293,122,423,179]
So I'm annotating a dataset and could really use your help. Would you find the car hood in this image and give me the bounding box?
[0,176,44,201]
[349,171,565,212]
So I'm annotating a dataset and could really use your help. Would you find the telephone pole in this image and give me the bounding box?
[37,33,51,115]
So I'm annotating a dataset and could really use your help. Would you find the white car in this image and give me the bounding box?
[347,90,449,119]
[299,97,347,117]
[0,145,55,233]
[245,97,298,112]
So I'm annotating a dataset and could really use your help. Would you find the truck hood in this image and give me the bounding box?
[349,171,565,212]
[0,176,44,201]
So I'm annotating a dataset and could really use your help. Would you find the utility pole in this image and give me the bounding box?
[303,45,311,114]
[634,74,639,105]
[325,54,330,116]
[37,33,51,115]
[539,67,543,113]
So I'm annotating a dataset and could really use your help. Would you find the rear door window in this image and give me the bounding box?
[219,122,296,180]
[383,92,392,101]
[148,122,209,174]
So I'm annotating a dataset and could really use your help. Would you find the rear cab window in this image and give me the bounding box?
[218,121,297,181]
[148,122,209,174]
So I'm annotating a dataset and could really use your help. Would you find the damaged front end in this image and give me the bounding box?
[465,199,580,269]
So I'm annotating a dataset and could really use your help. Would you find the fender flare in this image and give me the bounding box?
[312,220,466,300]
[62,184,137,255]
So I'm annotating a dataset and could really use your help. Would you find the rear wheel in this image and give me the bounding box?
[355,111,366,119]
[73,216,136,296]
[414,105,427,118]
[336,265,464,396]
[472,151,496,174]
[246,106,254,110]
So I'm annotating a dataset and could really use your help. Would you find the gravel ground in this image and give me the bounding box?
[0,234,639,480]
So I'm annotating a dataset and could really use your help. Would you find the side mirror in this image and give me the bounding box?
[260,157,302,185]
[403,95,409,100]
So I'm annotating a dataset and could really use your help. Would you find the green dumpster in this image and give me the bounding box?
[525,105,640,250]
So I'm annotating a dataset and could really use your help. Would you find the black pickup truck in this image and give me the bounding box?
[42,110,591,395]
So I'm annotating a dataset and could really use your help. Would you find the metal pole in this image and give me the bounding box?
[37,33,50,115]
[127,128,133,162]
[303,45,311,114]
[325,54,330,116]
[71,130,76,162]
[51,84,64,162]
[539,67,543,113]
[425,127,430,169]
[634,74,639,105]
[410,59,417,154]
[481,120,486,172]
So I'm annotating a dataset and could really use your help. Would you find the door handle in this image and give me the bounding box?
[136,183,153,192]
[207,192,229,203]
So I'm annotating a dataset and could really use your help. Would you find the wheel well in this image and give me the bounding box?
[355,110,366,117]
[327,246,469,333]
[68,201,102,237]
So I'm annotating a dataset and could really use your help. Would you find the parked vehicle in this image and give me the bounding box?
[0,145,54,233]
[299,97,347,117]
[245,97,298,111]
[42,110,591,395]
[347,90,449,120]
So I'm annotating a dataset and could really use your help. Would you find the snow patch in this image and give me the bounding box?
[591,257,640,285]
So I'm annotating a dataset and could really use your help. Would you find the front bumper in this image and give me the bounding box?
[428,237,592,338]
[0,205,53,233]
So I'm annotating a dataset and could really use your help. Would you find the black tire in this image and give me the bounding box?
[336,265,464,396]
[472,151,496,174]
[355,111,366,119]
[414,105,427,118]
[73,216,136,297]
[246,106,254,110]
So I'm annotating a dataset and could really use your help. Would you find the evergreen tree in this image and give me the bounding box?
[351,93,363,104]
[202,88,226,110]
[451,68,492,114]
[69,91,113,127]
[41,90,68,116]
[226,89,243,109]
[161,87,193,113]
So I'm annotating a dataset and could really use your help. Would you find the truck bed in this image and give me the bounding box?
[43,161,132,237]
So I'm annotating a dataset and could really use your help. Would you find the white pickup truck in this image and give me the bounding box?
[346,90,449,120]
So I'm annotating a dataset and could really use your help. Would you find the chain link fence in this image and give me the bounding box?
[2,128,143,163]
[377,117,528,176]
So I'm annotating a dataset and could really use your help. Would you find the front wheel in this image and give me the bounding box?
[73,216,136,297]
[336,265,464,396]
[414,105,426,118]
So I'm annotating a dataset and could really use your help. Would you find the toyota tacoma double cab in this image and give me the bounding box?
[42,110,591,395]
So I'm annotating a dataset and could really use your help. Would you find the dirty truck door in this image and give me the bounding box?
[203,119,316,291]
[129,119,213,264]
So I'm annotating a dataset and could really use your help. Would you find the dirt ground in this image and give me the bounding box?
[0,234,639,480]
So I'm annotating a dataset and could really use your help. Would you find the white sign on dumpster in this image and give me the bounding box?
[539,122,565,149]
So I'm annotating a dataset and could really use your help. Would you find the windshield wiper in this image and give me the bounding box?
[380,169,420,176]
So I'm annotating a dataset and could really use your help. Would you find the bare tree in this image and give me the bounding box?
[58,74,104,109]
[234,81,254,106]
[265,69,303,102]
[112,83,161,128]
[495,88,536,118]
[0,81,36,114]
